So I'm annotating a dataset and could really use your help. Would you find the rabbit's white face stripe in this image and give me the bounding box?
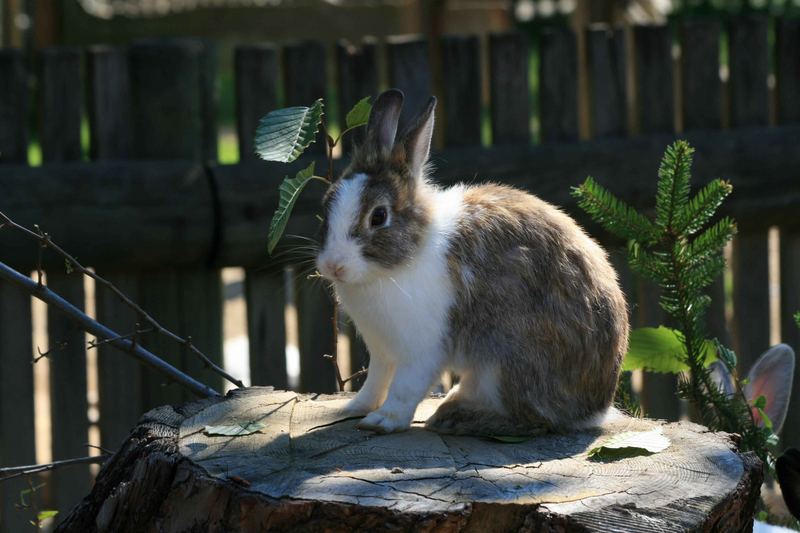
[329,173,367,241]
[317,173,368,283]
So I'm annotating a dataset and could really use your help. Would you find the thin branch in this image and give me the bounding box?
[34,341,68,363]
[0,455,110,483]
[87,328,152,352]
[342,367,368,386]
[0,259,221,399]
[0,210,244,389]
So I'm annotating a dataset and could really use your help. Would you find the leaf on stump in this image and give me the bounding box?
[204,421,266,437]
[588,429,671,460]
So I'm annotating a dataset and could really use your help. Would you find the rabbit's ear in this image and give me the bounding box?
[400,96,436,179]
[365,89,404,156]
[708,360,735,398]
[745,343,795,434]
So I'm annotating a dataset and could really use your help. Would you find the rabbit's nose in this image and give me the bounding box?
[324,260,346,280]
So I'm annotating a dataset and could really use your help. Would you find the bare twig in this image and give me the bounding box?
[342,367,368,386]
[0,210,244,389]
[33,341,68,363]
[1,455,111,483]
[87,328,152,352]
[85,443,115,455]
[0,259,221,399]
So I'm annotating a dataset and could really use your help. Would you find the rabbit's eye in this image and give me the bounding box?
[370,206,389,228]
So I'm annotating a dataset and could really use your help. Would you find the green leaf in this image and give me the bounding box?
[204,421,266,437]
[37,510,59,521]
[756,406,774,431]
[753,395,767,410]
[714,339,737,370]
[588,429,670,460]
[255,99,324,163]
[267,162,320,254]
[623,326,716,373]
[345,96,372,129]
[487,435,530,443]
[794,311,800,329]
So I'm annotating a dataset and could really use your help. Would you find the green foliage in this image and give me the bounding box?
[795,311,800,329]
[255,99,324,163]
[572,177,658,243]
[345,96,372,129]
[256,98,372,253]
[267,162,322,254]
[36,510,59,522]
[573,140,776,462]
[623,327,716,373]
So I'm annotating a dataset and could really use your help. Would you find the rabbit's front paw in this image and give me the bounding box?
[357,409,410,434]
[342,397,377,416]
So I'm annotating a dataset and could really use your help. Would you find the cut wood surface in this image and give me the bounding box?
[58,388,762,532]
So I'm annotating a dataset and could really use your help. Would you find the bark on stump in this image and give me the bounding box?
[57,387,762,532]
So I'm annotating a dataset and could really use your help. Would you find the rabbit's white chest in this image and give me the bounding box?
[336,186,465,365]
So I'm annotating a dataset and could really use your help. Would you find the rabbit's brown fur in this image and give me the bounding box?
[425,184,628,435]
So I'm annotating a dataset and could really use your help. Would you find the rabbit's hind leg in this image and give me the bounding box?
[424,396,539,436]
[424,372,545,437]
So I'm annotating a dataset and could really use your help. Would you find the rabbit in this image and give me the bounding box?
[316,89,629,435]
[709,344,797,521]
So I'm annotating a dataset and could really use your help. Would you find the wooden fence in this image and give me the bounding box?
[1,15,799,530]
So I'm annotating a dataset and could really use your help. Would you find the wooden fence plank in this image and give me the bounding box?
[728,16,770,371]
[233,44,287,388]
[283,40,327,156]
[681,19,722,131]
[234,44,278,162]
[283,40,335,393]
[680,20,729,346]
[296,279,336,393]
[337,38,379,151]
[244,271,286,388]
[440,35,482,147]
[129,40,222,405]
[386,36,432,133]
[489,32,530,145]
[87,46,144,451]
[539,26,579,143]
[586,24,627,139]
[776,17,800,450]
[40,47,92,514]
[633,25,674,135]
[0,48,36,533]
[632,24,679,421]
[0,50,28,164]
[729,15,769,129]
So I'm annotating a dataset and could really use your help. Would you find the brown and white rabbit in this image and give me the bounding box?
[316,89,629,435]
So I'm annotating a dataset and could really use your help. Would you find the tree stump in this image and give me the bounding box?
[58,388,762,532]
